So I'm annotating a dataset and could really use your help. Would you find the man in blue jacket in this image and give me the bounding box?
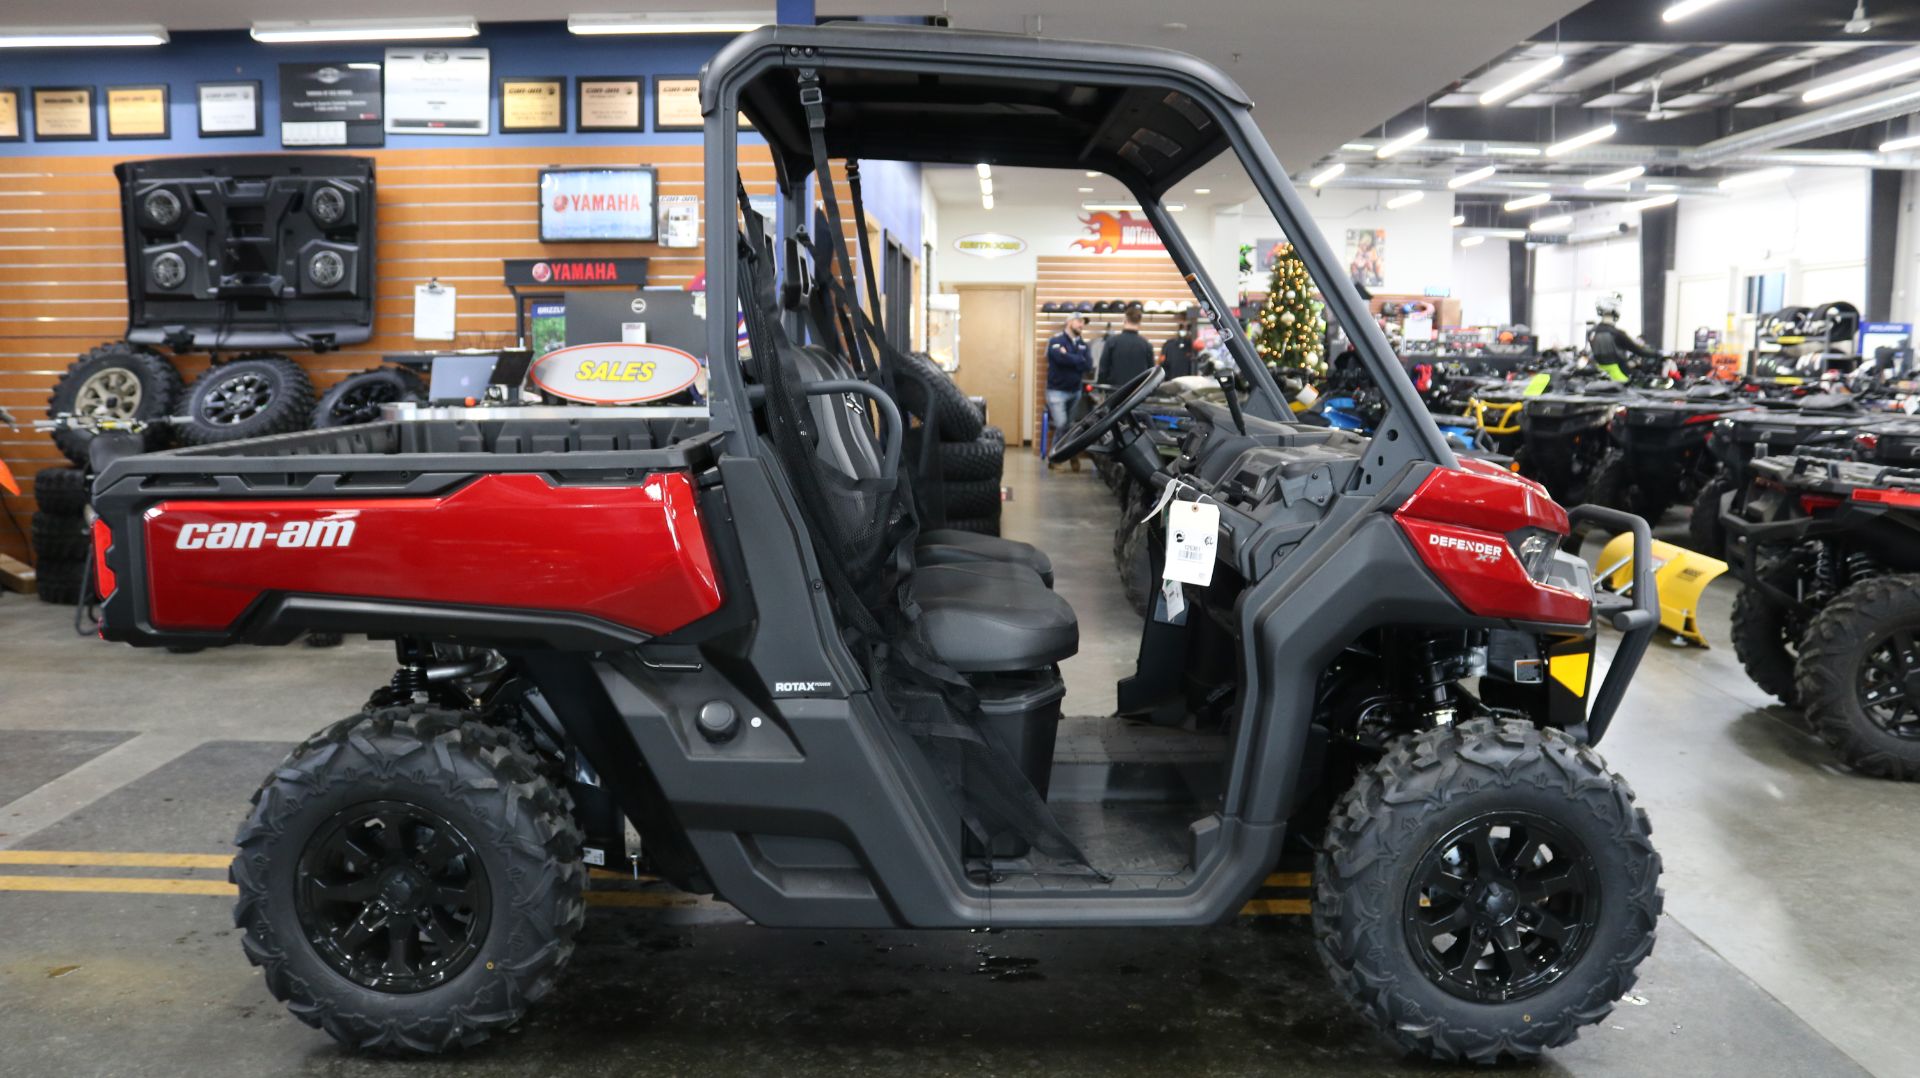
[1045,314,1092,469]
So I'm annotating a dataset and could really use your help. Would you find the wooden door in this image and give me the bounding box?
[953,285,1029,437]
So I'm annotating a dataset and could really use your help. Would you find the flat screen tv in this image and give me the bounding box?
[539,167,657,243]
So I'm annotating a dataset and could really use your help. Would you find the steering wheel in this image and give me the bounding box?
[1048,365,1166,464]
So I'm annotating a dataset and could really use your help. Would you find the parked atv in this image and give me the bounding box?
[1690,393,1872,553]
[1516,380,1631,505]
[1723,453,1920,778]
[89,26,1662,1065]
[1589,383,1752,522]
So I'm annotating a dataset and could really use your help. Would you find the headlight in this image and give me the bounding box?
[1508,527,1560,584]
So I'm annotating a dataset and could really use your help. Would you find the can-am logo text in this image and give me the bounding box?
[1428,532,1504,563]
[175,519,356,550]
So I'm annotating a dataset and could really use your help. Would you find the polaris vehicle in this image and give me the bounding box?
[1515,380,1632,505]
[1723,452,1920,779]
[1691,393,1873,553]
[87,26,1661,1064]
[1590,383,1753,522]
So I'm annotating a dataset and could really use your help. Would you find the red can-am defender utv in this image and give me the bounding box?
[88,25,1661,1063]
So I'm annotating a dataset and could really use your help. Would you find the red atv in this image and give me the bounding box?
[88,25,1661,1064]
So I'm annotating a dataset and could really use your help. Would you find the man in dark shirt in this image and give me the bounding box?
[1045,315,1092,465]
[1161,319,1198,379]
[1098,306,1156,388]
[1587,293,1659,381]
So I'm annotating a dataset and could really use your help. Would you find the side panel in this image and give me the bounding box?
[136,471,720,634]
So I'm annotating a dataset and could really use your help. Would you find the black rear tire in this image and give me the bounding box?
[892,352,984,442]
[32,466,89,515]
[1315,718,1661,1064]
[1731,550,1813,706]
[944,478,1003,519]
[178,356,314,446]
[34,559,85,604]
[1796,574,1920,780]
[45,342,183,464]
[232,706,585,1054]
[1687,475,1730,555]
[31,512,89,562]
[903,430,1004,482]
[1119,520,1155,617]
[312,367,426,428]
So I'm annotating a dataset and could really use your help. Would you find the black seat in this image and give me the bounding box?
[910,562,1079,673]
[917,529,1054,587]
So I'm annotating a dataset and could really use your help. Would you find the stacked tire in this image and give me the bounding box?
[30,466,90,605]
[894,353,1006,536]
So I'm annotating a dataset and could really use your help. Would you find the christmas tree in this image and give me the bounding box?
[1250,242,1326,374]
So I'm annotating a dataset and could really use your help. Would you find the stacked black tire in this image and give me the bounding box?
[30,466,90,604]
[894,353,1006,536]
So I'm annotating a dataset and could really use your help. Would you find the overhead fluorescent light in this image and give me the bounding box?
[567,12,764,35]
[0,25,167,47]
[1486,145,1543,157]
[1447,165,1497,189]
[1804,55,1920,103]
[1584,165,1646,189]
[975,163,991,178]
[979,178,993,196]
[252,17,478,42]
[1193,187,1211,195]
[1719,166,1794,190]
[1504,192,1551,211]
[1644,182,1680,191]
[1530,214,1575,232]
[1662,0,1731,21]
[1882,132,1920,153]
[1376,126,1429,159]
[1082,201,1142,212]
[1546,123,1617,157]
[1478,54,1566,106]
[1340,142,1375,152]
[1085,170,1100,178]
[1460,235,1487,247]
[1626,194,1679,211]
[1509,180,1553,188]
[1451,214,1467,226]
[1386,191,1425,209]
[1308,162,1346,188]
[982,194,994,210]
[1077,186,1093,193]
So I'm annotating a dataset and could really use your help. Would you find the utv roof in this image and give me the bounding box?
[703,23,1253,196]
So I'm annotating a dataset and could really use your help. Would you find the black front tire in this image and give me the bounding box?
[178,356,314,446]
[1731,549,1813,706]
[232,706,586,1054]
[1315,718,1661,1064]
[1687,475,1730,555]
[1796,574,1920,781]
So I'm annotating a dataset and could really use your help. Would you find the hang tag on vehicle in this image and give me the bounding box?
[1162,500,1219,586]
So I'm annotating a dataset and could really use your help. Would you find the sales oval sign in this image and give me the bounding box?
[953,232,1027,259]
[528,342,702,405]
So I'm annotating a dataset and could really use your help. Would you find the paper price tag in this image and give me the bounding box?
[1161,500,1220,586]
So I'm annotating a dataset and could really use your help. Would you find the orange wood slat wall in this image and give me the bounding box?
[0,144,783,565]
[1030,255,1195,444]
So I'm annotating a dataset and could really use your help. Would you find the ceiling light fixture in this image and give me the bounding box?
[567,12,764,35]
[252,17,478,42]
[1719,166,1794,189]
[1386,191,1425,209]
[1530,214,1575,232]
[1077,186,1093,193]
[1546,123,1617,157]
[1478,54,1567,106]
[1626,194,1679,211]
[1486,145,1544,157]
[1504,192,1551,211]
[982,194,995,210]
[975,163,991,178]
[0,25,168,47]
[1376,125,1429,158]
[1340,142,1375,152]
[1193,187,1211,195]
[1803,55,1920,103]
[1460,235,1487,247]
[1662,0,1731,22]
[1447,165,1497,189]
[1584,165,1646,189]
[1085,170,1100,178]
[1451,214,1467,226]
[1308,162,1346,188]
[1082,201,1143,212]
[1882,132,1920,153]
[979,178,993,196]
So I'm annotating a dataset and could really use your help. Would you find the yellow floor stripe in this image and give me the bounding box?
[1242,898,1311,917]
[0,850,233,869]
[0,874,238,896]
[1263,872,1311,889]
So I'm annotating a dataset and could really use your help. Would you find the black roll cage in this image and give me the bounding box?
[697,23,1459,486]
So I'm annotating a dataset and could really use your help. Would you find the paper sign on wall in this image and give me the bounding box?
[413,284,457,341]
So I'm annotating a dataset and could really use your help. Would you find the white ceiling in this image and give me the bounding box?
[2,0,1588,170]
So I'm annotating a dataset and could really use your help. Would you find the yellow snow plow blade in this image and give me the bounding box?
[1595,532,1727,646]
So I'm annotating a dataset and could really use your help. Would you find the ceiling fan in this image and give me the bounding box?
[1643,77,1685,121]
[1822,2,1915,34]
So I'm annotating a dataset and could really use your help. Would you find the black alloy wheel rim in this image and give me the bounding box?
[294,800,492,993]
[332,380,403,424]
[1857,626,1920,740]
[1404,811,1599,1003]
[204,372,274,426]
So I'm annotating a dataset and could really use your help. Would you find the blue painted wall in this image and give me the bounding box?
[0,22,921,247]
